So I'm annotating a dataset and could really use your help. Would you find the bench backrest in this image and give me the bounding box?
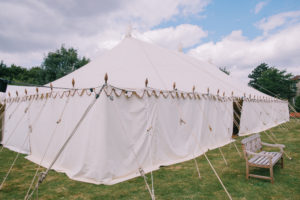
[241,133,262,153]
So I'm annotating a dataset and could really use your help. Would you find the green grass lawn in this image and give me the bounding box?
[0,119,299,200]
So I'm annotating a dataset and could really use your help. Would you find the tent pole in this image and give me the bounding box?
[204,153,232,200]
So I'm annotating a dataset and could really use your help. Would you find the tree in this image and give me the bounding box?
[248,63,269,89]
[219,67,230,75]
[248,63,297,101]
[42,45,90,83]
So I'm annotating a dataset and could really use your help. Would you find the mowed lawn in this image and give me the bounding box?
[0,119,299,200]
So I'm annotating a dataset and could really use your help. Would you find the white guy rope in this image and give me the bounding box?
[263,131,292,160]
[24,97,70,200]
[218,147,228,166]
[193,158,201,179]
[0,98,48,190]
[0,99,34,153]
[204,153,232,200]
[25,85,106,200]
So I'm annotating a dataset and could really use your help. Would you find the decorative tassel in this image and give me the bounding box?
[72,78,75,88]
[104,73,108,85]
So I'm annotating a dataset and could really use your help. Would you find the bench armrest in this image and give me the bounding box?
[261,142,285,152]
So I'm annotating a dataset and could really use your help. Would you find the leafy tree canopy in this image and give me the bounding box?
[0,45,90,86]
[248,63,296,100]
[42,45,90,83]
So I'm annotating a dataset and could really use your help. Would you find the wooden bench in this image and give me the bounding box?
[241,133,285,183]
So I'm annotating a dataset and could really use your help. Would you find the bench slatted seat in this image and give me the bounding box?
[241,133,285,183]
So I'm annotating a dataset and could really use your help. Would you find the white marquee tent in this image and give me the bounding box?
[0,37,289,188]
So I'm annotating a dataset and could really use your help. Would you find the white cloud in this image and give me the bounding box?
[189,22,300,81]
[254,1,268,14]
[140,24,207,50]
[256,10,300,34]
[0,0,211,67]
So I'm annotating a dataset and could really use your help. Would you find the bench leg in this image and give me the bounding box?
[281,157,284,169]
[270,167,274,184]
[246,163,249,179]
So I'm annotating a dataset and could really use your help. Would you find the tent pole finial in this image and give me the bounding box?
[104,73,108,85]
[173,82,176,90]
[192,85,195,93]
[145,78,148,87]
[25,89,28,95]
[217,89,220,96]
[36,87,39,94]
[72,78,75,88]
[50,83,53,91]
[207,87,210,95]
[16,91,18,96]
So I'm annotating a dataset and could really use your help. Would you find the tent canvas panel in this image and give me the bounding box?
[24,87,234,185]
[239,100,289,136]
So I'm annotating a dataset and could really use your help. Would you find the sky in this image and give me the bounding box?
[0,0,300,82]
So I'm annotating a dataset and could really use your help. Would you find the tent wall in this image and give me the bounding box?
[239,100,289,136]
[2,87,233,185]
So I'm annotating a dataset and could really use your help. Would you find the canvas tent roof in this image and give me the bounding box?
[47,36,272,99]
